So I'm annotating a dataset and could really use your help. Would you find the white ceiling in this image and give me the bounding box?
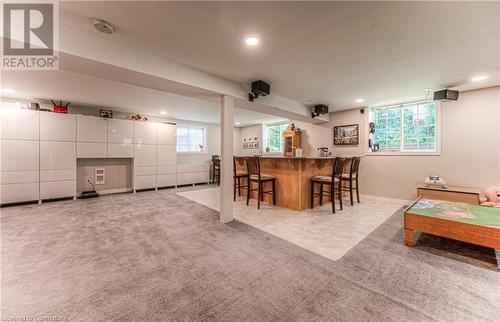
[1,69,286,126]
[59,1,500,111]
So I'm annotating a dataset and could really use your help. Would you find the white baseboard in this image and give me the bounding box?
[360,193,412,205]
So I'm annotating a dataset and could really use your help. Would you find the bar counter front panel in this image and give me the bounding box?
[235,156,354,211]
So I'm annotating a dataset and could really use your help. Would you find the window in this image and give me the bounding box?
[176,126,206,153]
[368,101,438,153]
[264,122,288,153]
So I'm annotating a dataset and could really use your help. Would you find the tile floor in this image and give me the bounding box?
[178,187,407,261]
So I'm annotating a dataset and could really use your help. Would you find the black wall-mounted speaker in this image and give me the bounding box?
[251,80,270,96]
[433,89,459,101]
[313,104,329,115]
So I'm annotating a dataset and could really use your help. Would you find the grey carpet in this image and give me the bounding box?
[1,189,499,321]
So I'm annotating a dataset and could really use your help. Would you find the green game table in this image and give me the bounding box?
[404,198,500,252]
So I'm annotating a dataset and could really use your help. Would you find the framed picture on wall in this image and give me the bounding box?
[243,143,248,149]
[252,142,259,149]
[334,124,359,145]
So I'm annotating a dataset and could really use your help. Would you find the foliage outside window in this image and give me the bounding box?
[176,126,206,153]
[368,101,437,153]
[264,122,288,153]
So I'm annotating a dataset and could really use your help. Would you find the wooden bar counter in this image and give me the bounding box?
[235,156,354,211]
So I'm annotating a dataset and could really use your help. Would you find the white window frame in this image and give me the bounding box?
[366,101,441,156]
[176,125,208,154]
[263,121,288,154]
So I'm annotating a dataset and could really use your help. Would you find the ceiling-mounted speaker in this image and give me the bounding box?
[433,89,459,101]
[249,80,271,102]
[312,104,329,118]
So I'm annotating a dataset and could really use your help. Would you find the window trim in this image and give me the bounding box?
[366,101,441,156]
[176,125,208,154]
[263,121,288,154]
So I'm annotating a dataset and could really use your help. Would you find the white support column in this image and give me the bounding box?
[220,95,234,223]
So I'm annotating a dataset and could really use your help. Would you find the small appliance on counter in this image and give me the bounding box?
[317,147,332,158]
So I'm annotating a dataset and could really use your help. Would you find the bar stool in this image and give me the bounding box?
[340,157,361,206]
[310,158,346,213]
[211,155,220,185]
[245,157,276,209]
[233,156,248,201]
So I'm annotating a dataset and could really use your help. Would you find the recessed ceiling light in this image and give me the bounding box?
[355,98,364,103]
[245,37,259,46]
[160,111,167,115]
[471,75,487,82]
[2,88,15,94]
[235,122,241,125]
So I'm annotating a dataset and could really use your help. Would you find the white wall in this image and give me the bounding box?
[177,120,221,164]
[236,124,263,156]
[289,120,333,157]
[329,86,500,200]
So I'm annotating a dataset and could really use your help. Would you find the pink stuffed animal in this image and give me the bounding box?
[479,186,500,207]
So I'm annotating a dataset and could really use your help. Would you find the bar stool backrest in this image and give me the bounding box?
[350,157,361,177]
[213,159,220,170]
[246,157,261,179]
[332,158,346,179]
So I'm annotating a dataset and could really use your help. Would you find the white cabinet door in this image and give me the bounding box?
[134,166,156,176]
[108,143,133,158]
[40,169,75,182]
[134,175,156,190]
[157,174,176,187]
[40,181,76,199]
[108,119,134,144]
[77,142,107,158]
[176,172,193,185]
[40,112,76,141]
[156,123,176,145]
[176,163,194,173]
[0,140,39,172]
[134,144,156,167]
[0,171,39,184]
[193,171,208,184]
[157,145,176,166]
[134,122,156,144]
[0,183,39,204]
[194,163,209,173]
[0,108,39,140]
[77,115,107,142]
[157,165,176,175]
[40,141,76,170]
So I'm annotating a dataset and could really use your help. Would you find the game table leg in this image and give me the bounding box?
[495,249,500,269]
[405,229,415,247]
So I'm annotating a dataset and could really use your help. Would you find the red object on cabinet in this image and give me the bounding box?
[53,105,68,113]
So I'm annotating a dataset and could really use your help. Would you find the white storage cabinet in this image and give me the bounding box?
[0,108,40,204]
[39,112,77,200]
